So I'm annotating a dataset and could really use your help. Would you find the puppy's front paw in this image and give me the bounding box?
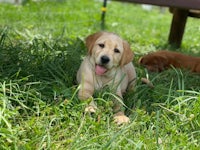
[85,105,97,113]
[114,112,130,125]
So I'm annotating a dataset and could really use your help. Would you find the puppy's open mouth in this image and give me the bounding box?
[95,64,107,75]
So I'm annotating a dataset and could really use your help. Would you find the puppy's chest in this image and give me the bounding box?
[94,76,115,90]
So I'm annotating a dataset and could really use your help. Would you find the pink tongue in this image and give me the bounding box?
[95,65,107,75]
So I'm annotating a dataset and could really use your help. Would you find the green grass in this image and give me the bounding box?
[0,0,200,149]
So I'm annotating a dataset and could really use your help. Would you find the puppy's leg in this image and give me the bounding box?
[114,111,130,125]
[193,63,200,73]
[85,100,97,113]
[196,65,200,73]
[78,79,97,113]
[113,91,130,125]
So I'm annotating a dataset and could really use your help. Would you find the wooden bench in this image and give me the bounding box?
[102,0,200,47]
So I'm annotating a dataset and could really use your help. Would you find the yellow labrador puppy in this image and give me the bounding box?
[77,32,136,124]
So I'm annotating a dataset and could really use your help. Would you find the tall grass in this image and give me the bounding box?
[0,0,200,149]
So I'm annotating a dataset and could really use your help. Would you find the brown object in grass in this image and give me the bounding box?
[139,50,200,73]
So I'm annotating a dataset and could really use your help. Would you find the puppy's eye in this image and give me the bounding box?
[114,48,120,53]
[98,44,105,48]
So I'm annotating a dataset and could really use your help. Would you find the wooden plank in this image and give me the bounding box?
[114,0,200,10]
[189,10,200,18]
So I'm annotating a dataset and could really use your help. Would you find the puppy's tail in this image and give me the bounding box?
[141,77,154,88]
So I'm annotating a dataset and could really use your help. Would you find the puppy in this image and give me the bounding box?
[139,50,200,73]
[77,32,136,124]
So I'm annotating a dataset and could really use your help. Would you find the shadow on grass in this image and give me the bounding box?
[0,28,86,102]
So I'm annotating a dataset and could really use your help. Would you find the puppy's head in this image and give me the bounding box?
[85,32,133,76]
[139,53,169,72]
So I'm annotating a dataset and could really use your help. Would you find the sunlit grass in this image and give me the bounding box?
[0,0,200,149]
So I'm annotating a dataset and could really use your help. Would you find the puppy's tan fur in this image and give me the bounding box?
[77,32,136,124]
[139,50,200,73]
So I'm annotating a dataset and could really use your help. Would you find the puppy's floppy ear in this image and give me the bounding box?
[85,32,104,55]
[120,41,134,66]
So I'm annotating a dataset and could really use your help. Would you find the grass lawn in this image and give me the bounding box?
[0,0,200,149]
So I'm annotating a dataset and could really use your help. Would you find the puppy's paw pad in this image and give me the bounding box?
[85,105,97,113]
[114,115,130,125]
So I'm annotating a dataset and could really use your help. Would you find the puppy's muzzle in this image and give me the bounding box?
[101,55,110,64]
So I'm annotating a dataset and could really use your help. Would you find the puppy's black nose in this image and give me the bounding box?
[101,55,110,64]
